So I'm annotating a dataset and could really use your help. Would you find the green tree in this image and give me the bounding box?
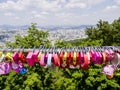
[55,40,72,48]
[85,18,120,46]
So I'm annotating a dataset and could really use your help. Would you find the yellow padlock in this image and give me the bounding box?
[73,52,77,65]
[63,52,67,65]
[0,52,3,56]
[38,52,42,61]
[5,52,14,62]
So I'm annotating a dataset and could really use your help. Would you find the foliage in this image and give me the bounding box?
[79,39,103,46]
[65,39,103,46]
[85,18,120,46]
[55,40,72,48]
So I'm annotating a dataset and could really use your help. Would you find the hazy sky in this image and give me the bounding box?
[0,0,120,26]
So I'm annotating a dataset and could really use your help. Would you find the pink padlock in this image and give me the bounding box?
[95,52,102,64]
[6,62,12,74]
[90,50,96,63]
[86,52,91,64]
[94,51,99,64]
[109,49,115,60]
[12,52,19,63]
[26,52,34,66]
[98,52,103,64]
[109,49,114,55]
[40,54,46,66]
[33,50,39,63]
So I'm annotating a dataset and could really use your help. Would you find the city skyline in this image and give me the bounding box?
[0,0,120,26]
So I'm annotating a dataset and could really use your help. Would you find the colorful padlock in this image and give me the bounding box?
[20,67,28,75]
[83,53,89,70]
[102,65,115,76]
[59,52,64,68]
[0,62,12,75]
[80,51,84,68]
[40,54,46,66]
[47,53,52,67]
[62,52,67,68]
[5,52,14,63]
[26,52,34,66]
[12,52,19,63]
[12,61,23,73]
[38,52,42,61]
[53,53,60,66]
[33,50,39,63]
[19,51,25,63]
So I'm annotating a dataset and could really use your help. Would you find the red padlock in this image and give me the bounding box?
[53,53,60,66]
[19,52,25,63]
[59,52,64,68]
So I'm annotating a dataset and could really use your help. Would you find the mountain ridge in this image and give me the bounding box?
[0,24,94,30]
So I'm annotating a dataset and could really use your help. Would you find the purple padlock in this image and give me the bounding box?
[95,52,100,64]
[102,65,115,76]
[5,62,12,74]
[0,62,12,75]
[12,61,23,73]
[80,52,84,67]
[98,52,103,64]
[92,51,99,64]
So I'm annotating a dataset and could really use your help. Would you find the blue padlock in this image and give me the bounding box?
[20,67,28,75]
[47,53,52,67]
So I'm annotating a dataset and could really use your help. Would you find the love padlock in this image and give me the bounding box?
[5,53,14,63]
[47,53,52,67]
[12,61,23,73]
[40,54,46,66]
[20,67,28,75]
[26,52,34,66]
[12,52,19,63]
[19,52,25,63]
[33,50,39,63]
[102,65,115,76]
[0,62,12,75]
